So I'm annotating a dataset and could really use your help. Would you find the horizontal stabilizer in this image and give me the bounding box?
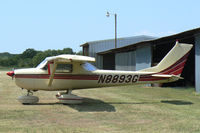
[152,74,183,81]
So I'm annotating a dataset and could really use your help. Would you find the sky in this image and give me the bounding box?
[0,0,200,54]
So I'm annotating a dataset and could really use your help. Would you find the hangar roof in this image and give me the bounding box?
[98,27,200,54]
[80,35,156,48]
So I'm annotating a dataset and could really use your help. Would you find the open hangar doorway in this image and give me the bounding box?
[102,53,115,70]
[152,38,195,87]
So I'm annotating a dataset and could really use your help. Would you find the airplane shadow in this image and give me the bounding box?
[25,103,62,105]
[31,98,116,112]
[107,102,157,105]
[67,98,116,112]
[64,99,161,112]
[161,100,193,105]
[24,99,193,112]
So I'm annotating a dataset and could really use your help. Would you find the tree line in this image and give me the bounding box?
[0,48,82,68]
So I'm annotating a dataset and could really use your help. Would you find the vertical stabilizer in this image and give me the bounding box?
[141,41,193,76]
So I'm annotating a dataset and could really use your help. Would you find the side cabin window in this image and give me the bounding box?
[55,64,73,73]
[82,62,97,71]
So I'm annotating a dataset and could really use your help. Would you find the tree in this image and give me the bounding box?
[76,50,83,55]
[0,47,75,68]
[21,48,38,59]
[62,48,74,54]
[32,52,47,67]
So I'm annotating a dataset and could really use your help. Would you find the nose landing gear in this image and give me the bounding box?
[18,90,39,104]
[56,89,83,104]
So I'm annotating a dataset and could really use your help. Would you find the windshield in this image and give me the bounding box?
[36,58,48,69]
[82,62,97,71]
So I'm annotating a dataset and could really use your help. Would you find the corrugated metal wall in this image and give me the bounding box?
[89,40,114,57]
[96,54,103,69]
[195,34,200,92]
[115,44,151,71]
[90,43,152,71]
[88,36,154,69]
[88,36,155,57]
[135,45,152,70]
[115,51,136,71]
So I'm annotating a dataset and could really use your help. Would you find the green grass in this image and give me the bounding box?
[0,71,200,133]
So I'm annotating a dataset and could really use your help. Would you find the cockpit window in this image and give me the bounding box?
[82,62,97,71]
[56,64,73,73]
[43,64,48,70]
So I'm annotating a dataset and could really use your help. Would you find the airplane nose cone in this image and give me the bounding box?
[7,71,15,77]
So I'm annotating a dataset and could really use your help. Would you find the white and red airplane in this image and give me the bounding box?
[7,41,193,104]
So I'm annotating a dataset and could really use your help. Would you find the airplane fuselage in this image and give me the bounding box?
[13,67,172,91]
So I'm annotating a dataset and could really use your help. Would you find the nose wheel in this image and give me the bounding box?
[18,90,39,104]
[56,89,83,104]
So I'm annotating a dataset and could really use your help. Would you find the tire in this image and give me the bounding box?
[18,95,39,104]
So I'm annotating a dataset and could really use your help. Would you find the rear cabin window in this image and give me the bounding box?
[56,64,73,73]
[82,62,97,71]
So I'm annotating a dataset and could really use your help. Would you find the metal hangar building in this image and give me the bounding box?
[81,28,200,92]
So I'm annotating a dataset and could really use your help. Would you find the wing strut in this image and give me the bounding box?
[48,60,57,86]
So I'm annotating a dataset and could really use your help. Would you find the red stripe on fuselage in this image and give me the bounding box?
[15,74,99,80]
[15,73,166,82]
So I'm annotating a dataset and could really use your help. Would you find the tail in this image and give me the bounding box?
[141,41,193,77]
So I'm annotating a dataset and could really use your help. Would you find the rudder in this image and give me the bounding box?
[141,41,193,76]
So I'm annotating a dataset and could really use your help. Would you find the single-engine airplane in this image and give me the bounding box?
[7,41,193,104]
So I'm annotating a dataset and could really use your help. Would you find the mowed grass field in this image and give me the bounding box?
[0,70,200,133]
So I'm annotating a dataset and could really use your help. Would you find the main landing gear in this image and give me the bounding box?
[18,89,82,105]
[56,89,83,104]
[18,90,39,104]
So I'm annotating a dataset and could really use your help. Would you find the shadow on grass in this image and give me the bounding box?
[29,103,62,105]
[68,98,116,112]
[161,100,193,105]
[29,97,116,112]
[107,102,158,105]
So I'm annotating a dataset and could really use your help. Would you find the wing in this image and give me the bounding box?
[46,54,95,64]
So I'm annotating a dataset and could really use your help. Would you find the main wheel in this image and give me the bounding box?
[18,95,39,104]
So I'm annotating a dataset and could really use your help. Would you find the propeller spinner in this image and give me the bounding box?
[7,71,15,79]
